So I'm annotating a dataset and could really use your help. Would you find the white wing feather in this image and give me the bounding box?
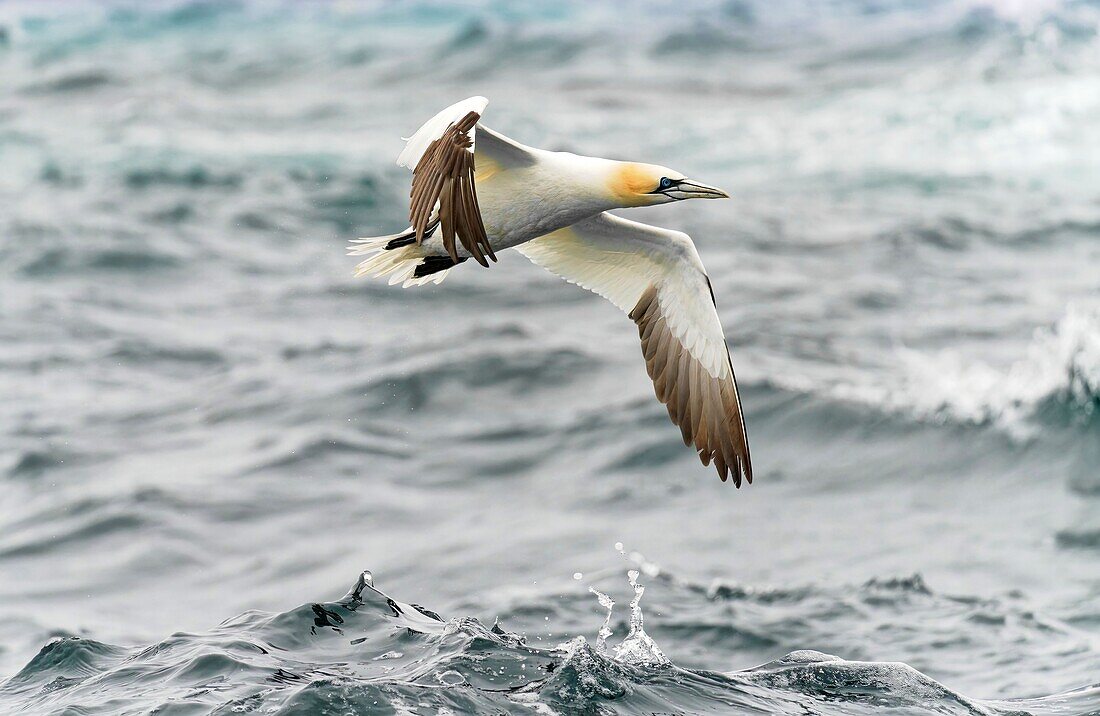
[517,213,730,380]
[517,212,751,485]
[396,96,489,170]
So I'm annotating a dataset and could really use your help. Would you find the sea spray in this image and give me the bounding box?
[611,569,668,666]
[580,544,669,666]
[588,586,615,654]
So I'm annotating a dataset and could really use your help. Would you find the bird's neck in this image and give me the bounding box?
[541,153,647,213]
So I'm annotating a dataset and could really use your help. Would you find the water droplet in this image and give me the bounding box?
[614,542,624,552]
[573,572,583,580]
[589,586,615,654]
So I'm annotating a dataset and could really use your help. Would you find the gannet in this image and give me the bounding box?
[349,97,752,485]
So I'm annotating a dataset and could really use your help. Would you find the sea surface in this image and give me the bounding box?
[1,1,1099,714]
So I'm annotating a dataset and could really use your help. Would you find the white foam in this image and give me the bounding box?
[829,304,1100,436]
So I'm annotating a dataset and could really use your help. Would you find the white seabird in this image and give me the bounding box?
[349,97,752,485]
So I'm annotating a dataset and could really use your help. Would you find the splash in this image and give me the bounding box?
[581,545,669,667]
[612,569,668,666]
[588,587,615,655]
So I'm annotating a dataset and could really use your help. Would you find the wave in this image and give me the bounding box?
[4,447,101,480]
[17,245,182,276]
[350,346,602,414]
[897,304,1100,430]
[3,0,1097,72]
[821,304,1100,436]
[19,69,117,94]
[2,569,1096,715]
[1056,528,1100,550]
[123,166,243,191]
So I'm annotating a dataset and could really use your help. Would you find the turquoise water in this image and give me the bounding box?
[1,1,1099,713]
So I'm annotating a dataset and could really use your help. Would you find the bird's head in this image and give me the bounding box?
[609,162,729,207]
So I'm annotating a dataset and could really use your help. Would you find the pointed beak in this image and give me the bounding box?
[662,179,730,200]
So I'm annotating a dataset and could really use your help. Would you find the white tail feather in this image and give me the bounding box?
[347,231,454,288]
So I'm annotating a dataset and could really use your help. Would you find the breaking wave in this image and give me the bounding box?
[827,304,1100,436]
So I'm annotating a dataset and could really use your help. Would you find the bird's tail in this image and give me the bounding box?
[347,225,461,288]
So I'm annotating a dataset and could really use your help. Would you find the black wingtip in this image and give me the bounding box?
[412,255,465,278]
[384,235,416,250]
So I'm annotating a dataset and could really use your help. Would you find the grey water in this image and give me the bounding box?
[1,0,1099,713]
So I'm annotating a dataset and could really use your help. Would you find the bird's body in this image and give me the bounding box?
[433,142,611,256]
[350,97,753,485]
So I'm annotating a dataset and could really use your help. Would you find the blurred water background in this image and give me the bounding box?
[1,0,1100,713]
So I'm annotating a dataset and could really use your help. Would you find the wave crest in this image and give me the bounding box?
[832,304,1100,434]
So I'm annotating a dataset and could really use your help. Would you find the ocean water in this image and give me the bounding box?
[1,0,1099,713]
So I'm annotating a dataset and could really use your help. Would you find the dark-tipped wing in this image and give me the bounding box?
[396,97,494,267]
[517,213,752,485]
[628,282,751,484]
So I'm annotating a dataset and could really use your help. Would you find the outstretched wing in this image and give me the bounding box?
[517,213,752,485]
[397,97,493,266]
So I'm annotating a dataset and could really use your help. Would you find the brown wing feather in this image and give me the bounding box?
[408,110,495,267]
[629,284,753,486]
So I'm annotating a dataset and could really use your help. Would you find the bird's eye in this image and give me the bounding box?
[659,177,672,189]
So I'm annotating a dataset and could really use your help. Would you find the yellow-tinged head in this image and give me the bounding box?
[609,162,729,207]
